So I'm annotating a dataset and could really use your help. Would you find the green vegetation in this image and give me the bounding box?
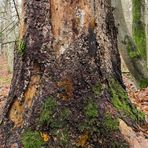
[39,97,71,146]
[139,79,148,88]
[78,118,98,134]
[49,108,71,147]
[125,1,146,59]
[50,108,71,129]
[103,113,119,131]
[59,108,71,120]
[125,35,140,59]
[78,99,127,147]
[84,99,98,118]
[17,39,26,55]
[38,93,128,146]
[92,82,102,95]
[79,97,118,133]
[109,79,145,123]
[39,97,57,125]
[39,97,71,127]
[132,0,146,59]
[110,140,129,148]
[78,99,99,133]
[21,130,44,148]
[0,32,3,37]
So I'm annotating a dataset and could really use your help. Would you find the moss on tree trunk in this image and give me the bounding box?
[132,0,146,60]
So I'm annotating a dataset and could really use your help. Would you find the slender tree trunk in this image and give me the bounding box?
[144,0,148,68]
[113,0,148,88]
[0,0,145,147]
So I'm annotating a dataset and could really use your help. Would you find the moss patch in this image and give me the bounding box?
[124,0,146,60]
[39,97,57,125]
[17,39,26,55]
[39,97,72,146]
[110,139,129,148]
[21,130,44,148]
[103,113,119,131]
[92,82,102,95]
[60,108,71,120]
[53,128,69,146]
[84,99,99,118]
[139,79,148,88]
[109,79,145,123]
[78,104,127,147]
[50,108,71,129]
[132,0,146,59]
[124,35,140,59]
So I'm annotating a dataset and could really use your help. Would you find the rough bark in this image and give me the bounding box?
[0,0,145,147]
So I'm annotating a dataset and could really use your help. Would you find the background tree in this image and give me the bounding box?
[0,0,146,147]
[112,0,148,88]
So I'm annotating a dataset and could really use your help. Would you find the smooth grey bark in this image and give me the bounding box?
[112,0,148,88]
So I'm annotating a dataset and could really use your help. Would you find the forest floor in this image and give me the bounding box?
[0,56,147,147]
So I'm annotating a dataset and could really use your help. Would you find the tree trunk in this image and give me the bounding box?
[0,0,145,147]
[112,0,148,88]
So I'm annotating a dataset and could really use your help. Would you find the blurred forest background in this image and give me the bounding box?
[0,0,21,115]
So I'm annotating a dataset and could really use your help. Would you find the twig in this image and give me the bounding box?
[1,41,16,45]
[12,0,20,21]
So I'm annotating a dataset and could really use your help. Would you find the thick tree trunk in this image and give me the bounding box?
[0,0,145,147]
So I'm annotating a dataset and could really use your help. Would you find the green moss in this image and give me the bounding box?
[39,97,57,125]
[76,98,99,134]
[78,118,98,134]
[78,108,128,146]
[132,0,141,21]
[109,79,145,123]
[39,98,71,146]
[79,113,118,135]
[79,98,118,134]
[60,108,71,120]
[21,130,44,148]
[49,110,70,146]
[84,99,98,118]
[0,32,3,37]
[110,140,129,148]
[124,0,147,59]
[50,108,71,129]
[17,39,26,55]
[103,113,119,131]
[92,82,102,95]
[139,79,148,88]
[124,35,140,59]
[132,0,146,59]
